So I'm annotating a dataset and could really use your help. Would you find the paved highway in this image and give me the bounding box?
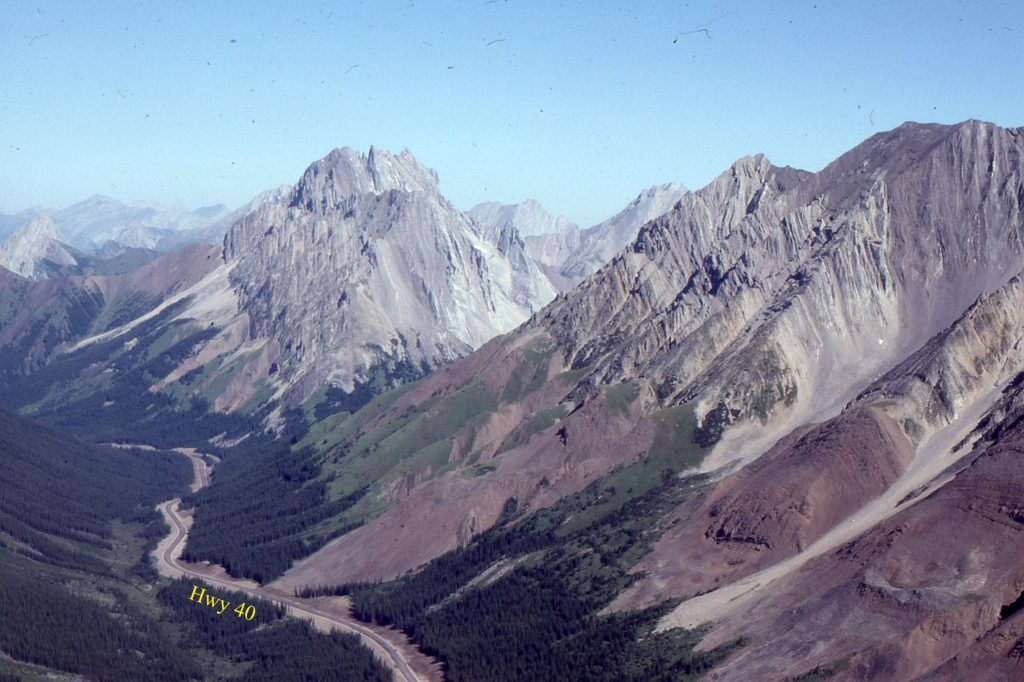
[153,450,427,682]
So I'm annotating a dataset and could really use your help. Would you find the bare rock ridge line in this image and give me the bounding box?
[267,120,1024,680]
[468,183,689,289]
[150,446,438,682]
[539,120,1024,471]
[0,144,689,425]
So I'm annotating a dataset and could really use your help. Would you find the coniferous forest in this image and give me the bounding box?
[158,579,391,682]
[181,436,366,583]
[0,407,392,681]
[312,470,743,681]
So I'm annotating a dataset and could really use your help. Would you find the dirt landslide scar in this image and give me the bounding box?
[187,584,257,620]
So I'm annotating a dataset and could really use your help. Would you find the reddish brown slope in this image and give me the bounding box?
[274,330,663,587]
[0,243,221,375]
[612,408,914,611]
[94,242,220,300]
[688,407,1024,681]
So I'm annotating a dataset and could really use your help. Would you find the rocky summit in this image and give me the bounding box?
[0,146,581,421]
[0,216,80,279]
[221,145,559,407]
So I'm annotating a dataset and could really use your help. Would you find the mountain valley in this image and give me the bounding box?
[3,120,1024,681]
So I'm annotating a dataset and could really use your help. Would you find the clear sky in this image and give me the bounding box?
[1,1,1021,226]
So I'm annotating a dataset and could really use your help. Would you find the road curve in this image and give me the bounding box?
[153,451,427,682]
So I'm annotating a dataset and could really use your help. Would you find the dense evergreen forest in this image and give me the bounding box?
[159,579,392,681]
[0,301,255,447]
[0,408,393,681]
[310,469,743,681]
[0,407,200,680]
[0,407,192,571]
[0,557,201,681]
[182,435,366,582]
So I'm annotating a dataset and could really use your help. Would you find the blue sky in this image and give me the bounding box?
[1,1,1021,226]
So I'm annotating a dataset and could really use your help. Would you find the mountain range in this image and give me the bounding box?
[0,145,677,430]
[2,119,1023,680]
[260,120,1024,680]
[0,195,235,251]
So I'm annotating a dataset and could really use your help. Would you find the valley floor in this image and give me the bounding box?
[151,446,442,682]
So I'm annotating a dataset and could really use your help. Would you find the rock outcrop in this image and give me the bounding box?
[0,216,80,279]
[223,146,559,403]
[541,121,1023,471]
[675,378,1024,680]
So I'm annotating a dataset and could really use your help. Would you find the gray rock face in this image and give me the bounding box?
[224,146,558,401]
[557,182,688,284]
[469,186,689,292]
[854,274,1024,439]
[539,121,1024,466]
[468,199,582,291]
[468,199,579,239]
[0,216,79,279]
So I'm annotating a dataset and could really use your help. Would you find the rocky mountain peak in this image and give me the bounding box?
[554,181,689,282]
[468,199,579,238]
[12,214,62,242]
[535,119,1022,445]
[0,216,78,279]
[290,146,439,214]
[218,144,557,408]
[366,146,440,193]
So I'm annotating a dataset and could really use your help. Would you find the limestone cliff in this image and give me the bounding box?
[223,146,559,403]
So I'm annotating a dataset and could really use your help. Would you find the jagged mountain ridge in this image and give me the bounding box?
[6,120,1019,679]
[223,145,559,404]
[469,184,689,291]
[540,121,1023,469]
[556,182,688,283]
[259,121,1024,682]
[1,146,578,422]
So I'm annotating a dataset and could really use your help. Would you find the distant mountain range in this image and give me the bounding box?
[0,145,678,429]
[0,195,235,252]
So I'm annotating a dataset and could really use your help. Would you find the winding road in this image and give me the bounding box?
[152,449,433,682]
